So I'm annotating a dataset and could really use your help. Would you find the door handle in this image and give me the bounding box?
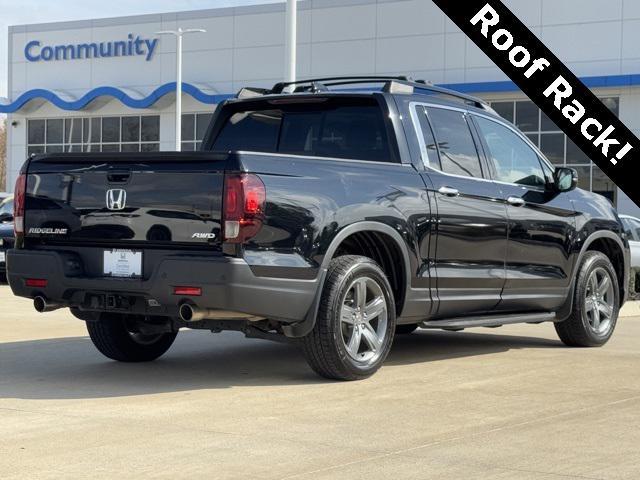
[438,186,460,197]
[507,196,526,207]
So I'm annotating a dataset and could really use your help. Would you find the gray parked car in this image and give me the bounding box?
[0,195,14,281]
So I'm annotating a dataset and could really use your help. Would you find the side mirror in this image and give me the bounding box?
[554,167,578,193]
[0,213,13,223]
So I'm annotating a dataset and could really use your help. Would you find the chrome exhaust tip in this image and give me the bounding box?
[179,303,201,322]
[33,296,62,313]
[178,303,263,322]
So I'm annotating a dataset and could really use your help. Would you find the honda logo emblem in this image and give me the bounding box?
[106,189,127,211]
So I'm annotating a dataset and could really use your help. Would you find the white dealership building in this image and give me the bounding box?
[2,0,640,216]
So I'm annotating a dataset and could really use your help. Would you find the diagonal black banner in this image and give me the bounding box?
[432,0,639,207]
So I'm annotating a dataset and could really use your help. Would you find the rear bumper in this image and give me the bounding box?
[6,249,320,322]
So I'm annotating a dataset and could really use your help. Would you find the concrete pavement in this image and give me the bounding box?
[1,285,639,479]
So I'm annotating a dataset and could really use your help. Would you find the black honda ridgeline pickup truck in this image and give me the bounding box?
[7,77,630,380]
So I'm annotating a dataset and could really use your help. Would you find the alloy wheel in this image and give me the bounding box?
[340,277,388,365]
[584,267,615,335]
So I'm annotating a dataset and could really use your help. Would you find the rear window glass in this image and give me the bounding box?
[212,99,394,162]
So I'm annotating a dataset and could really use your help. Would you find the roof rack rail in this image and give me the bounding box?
[265,76,490,110]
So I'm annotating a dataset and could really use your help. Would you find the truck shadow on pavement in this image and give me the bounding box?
[0,329,561,400]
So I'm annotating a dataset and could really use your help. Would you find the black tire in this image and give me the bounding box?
[302,255,396,381]
[396,324,419,335]
[555,251,619,347]
[86,313,177,362]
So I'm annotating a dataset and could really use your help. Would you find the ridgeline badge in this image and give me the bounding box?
[25,34,159,63]
[432,0,640,207]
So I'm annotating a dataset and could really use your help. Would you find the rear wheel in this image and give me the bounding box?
[302,255,396,381]
[86,313,177,362]
[555,252,619,347]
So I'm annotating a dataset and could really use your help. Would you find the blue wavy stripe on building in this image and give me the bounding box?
[2,74,640,113]
[0,83,234,113]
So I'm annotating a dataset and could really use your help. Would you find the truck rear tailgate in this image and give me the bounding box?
[23,152,227,249]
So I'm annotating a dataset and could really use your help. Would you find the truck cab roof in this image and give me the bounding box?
[232,76,497,118]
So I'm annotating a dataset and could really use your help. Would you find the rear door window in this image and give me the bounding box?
[426,107,483,178]
[212,99,395,162]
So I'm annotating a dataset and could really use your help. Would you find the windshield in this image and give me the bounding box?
[0,197,13,217]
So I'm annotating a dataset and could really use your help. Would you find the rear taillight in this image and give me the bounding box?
[173,286,202,296]
[223,173,266,244]
[14,173,27,235]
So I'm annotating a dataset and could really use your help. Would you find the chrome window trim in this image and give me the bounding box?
[409,100,552,191]
[236,150,410,167]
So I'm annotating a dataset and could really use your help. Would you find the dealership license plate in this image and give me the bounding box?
[0,251,5,263]
[103,249,142,278]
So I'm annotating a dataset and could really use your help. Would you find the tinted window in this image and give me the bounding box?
[475,116,546,188]
[214,110,282,152]
[427,107,483,178]
[212,101,393,162]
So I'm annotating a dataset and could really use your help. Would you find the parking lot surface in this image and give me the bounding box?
[1,284,640,479]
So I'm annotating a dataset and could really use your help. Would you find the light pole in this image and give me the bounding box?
[156,28,206,151]
[284,0,297,83]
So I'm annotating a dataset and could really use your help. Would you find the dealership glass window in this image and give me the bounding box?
[181,113,213,151]
[490,102,514,123]
[592,166,617,204]
[515,101,539,131]
[27,115,160,155]
[540,133,565,165]
[141,116,160,142]
[489,97,620,205]
[46,119,64,144]
[27,119,45,145]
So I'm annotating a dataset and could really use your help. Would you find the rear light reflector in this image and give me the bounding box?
[173,286,202,296]
[223,173,266,244]
[14,173,27,235]
[26,278,48,288]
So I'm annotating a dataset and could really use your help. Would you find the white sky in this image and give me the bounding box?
[0,0,282,98]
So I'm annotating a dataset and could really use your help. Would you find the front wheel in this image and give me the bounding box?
[86,313,177,362]
[302,255,396,381]
[555,251,619,347]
